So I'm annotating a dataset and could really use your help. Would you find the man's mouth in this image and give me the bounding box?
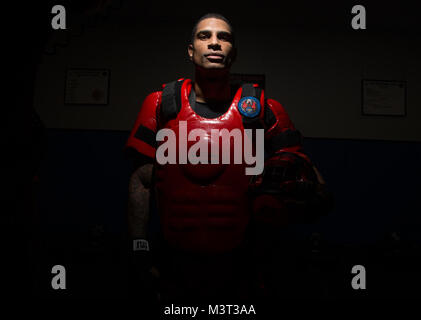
[205,53,224,60]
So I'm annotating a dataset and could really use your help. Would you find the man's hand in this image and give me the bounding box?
[127,160,157,301]
[128,249,161,302]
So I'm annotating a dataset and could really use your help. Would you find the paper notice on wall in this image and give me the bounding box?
[362,80,406,116]
[65,69,110,105]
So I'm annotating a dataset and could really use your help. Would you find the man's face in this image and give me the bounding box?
[188,18,236,70]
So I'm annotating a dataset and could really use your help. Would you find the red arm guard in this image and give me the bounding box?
[125,91,162,160]
[264,98,311,164]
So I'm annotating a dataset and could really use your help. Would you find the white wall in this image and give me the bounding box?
[34,4,421,141]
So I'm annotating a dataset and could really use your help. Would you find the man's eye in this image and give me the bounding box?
[219,34,232,42]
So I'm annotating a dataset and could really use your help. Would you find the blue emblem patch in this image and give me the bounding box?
[238,96,261,118]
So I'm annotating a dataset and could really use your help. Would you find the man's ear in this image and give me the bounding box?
[188,44,194,61]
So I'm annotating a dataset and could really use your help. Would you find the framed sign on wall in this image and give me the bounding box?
[362,79,406,116]
[65,68,110,105]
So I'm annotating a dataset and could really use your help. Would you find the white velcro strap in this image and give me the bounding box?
[133,239,150,252]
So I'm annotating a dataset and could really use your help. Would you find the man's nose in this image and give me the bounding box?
[208,34,221,49]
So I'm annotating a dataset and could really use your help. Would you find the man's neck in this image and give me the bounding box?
[193,68,231,103]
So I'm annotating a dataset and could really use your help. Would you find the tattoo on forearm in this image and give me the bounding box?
[128,164,153,239]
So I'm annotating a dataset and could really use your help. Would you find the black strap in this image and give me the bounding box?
[263,101,276,128]
[161,79,184,122]
[240,83,263,106]
[134,125,157,148]
[189,87,196,110]
[241,83,256,98]
[240,83,264,127]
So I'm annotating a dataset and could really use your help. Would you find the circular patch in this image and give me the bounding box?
[238,96,261,118]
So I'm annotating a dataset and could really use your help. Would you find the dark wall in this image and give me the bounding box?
[37,129,421,244]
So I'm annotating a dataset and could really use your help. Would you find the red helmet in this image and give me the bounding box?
[250,152,327,225]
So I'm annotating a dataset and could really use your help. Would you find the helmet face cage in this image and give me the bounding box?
[266,153,317,180]
[251,152,318,196]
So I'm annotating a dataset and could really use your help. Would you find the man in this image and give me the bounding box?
[125,13,332,303]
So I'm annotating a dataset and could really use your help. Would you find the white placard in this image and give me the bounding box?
[362,80,406,116]
[65,69,110,105]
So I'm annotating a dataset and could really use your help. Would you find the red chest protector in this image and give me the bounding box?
[154,78,265,253]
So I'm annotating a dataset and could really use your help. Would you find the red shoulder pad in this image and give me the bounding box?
[265,98,296,138]
[125,91,162,159]
[264,98,311,161]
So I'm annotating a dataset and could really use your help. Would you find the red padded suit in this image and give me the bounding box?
[126,78,308,253]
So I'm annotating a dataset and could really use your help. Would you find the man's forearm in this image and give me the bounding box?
[128,164,153,239]
[127,164,159,296]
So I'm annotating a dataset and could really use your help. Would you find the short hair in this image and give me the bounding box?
[190,13,235,46]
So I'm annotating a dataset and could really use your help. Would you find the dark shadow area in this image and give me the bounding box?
[30,129,421,301]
